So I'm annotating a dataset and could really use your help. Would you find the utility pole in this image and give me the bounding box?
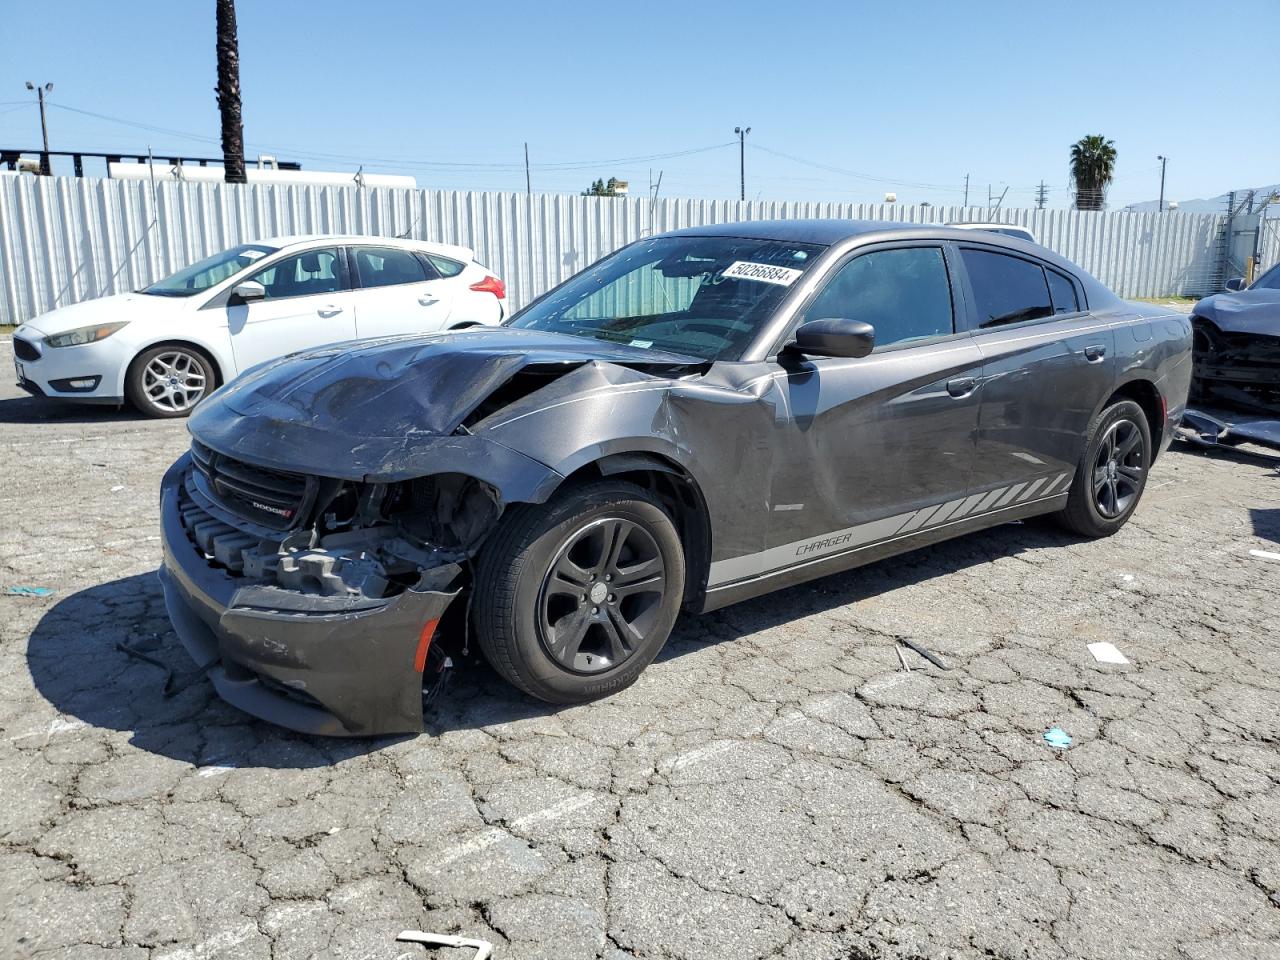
[734,125,751,201]
[988,184,1009,215]
[1035,180,1048,209]
[1157,155,1168,212]
[524,142,531,194]
[25,81,53,175]
[963,173,969,208]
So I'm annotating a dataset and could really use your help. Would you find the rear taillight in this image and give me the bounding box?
[469,275,506,299]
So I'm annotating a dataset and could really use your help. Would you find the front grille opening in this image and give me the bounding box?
[191,440,314,530]
[14,338,40,362]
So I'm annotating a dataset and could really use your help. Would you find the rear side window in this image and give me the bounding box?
[1047,269,1081,314]
[427,255,466,278]
[961,249,1053,328]
[802,247,954,350]
[352,247,430,289]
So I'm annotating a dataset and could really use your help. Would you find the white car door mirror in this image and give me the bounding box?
[230,280,267,305]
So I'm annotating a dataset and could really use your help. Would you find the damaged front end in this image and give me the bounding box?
[158,327,704,734]
[1184,315,1280,454]
[158,444,509,736]
[1191,317,1280,415]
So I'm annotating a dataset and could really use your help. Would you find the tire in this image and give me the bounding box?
[126,345,217,419]
[473,479,686,703]
[1054,399,1152,538]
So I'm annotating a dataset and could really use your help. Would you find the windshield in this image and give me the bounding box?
[508,236,826,361]
[1251,263,1280,290]
[143,243,278,297]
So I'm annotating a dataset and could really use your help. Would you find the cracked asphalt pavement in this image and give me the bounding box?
[2,343,1279,960]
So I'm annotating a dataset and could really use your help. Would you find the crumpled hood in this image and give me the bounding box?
[188,328,701,481]
[22,292,181,335]
[1193,289,1280,336]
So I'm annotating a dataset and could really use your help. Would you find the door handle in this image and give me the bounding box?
[418,296,439,306]
[317,305,344,317]
[946,377,978,398]
[1084,343,1107,362]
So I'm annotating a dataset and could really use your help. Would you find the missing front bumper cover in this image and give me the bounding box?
[159,455,464,736]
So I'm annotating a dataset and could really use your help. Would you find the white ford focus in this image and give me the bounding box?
[12,235,507,417]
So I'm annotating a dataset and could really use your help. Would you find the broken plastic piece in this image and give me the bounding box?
[1043,727,1073,750]
[5,585,54,597]
[898,636,952,670]
[396,930,493,960]
[1087,641,1130,665]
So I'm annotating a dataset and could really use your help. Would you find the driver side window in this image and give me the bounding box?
[802,247,954,349]
[249,248,342,301]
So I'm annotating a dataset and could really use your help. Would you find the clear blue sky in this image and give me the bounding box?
[1,0,1275,209]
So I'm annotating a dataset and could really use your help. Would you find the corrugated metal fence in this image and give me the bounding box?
[0,175,1239,326]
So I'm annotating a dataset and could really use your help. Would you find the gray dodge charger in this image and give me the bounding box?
[158,220,1192,735]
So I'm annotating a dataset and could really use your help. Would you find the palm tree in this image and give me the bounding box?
[215,0,247,184]
[1070,135,1117,211]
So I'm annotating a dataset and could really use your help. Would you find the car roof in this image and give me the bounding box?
[946,221,1035,234]
[253,234,475,261]
[650,218,1118,306]
[654,219,902,245]
[653,218,1046,246]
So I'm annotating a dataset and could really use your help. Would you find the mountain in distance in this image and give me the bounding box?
[1125,184,1280,214]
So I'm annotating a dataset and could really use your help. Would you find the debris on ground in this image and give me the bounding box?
[396,930,494,960]
[1087,641,1130,665]
[897,636,952,670]
[5,585,54,597]
[1043,727,1073,750]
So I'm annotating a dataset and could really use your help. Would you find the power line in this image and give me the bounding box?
[43,102,735,173]
[750,142,982,193]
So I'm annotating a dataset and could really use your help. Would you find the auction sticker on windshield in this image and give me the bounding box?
[722,261,803,286]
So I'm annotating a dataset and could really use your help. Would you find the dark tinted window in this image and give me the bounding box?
[428,255,466,278]
[961,249,1053,327]
[802,247,953,349]
[1047,269,1080,314]
[353,247,430,289]
[249,248,341,300]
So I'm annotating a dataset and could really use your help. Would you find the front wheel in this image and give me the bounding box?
[472,480,686,703]
[1054,399,1151,537]
[126,345,216,418]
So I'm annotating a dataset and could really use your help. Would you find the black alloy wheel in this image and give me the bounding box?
[538,516,667,674]
[1056,398,1152,538]
[1091,418,1145,519]
[472,479,686,704]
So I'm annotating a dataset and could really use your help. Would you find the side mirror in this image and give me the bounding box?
[790,318,875,359]
[230,280,266,304]
[1224,277,1247,292]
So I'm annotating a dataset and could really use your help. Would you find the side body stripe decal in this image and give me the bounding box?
[707,472,1070,588]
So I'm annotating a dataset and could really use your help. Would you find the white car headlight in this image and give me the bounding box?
[43,321,129,348]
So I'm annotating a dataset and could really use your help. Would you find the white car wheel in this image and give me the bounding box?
[127,346,216,418]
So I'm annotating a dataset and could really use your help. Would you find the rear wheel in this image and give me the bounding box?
[126,345,216,418]
[473,480,685,703]
[1055,399,1151,537]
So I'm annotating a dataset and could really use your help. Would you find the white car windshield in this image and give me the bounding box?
[142,243,278,298]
